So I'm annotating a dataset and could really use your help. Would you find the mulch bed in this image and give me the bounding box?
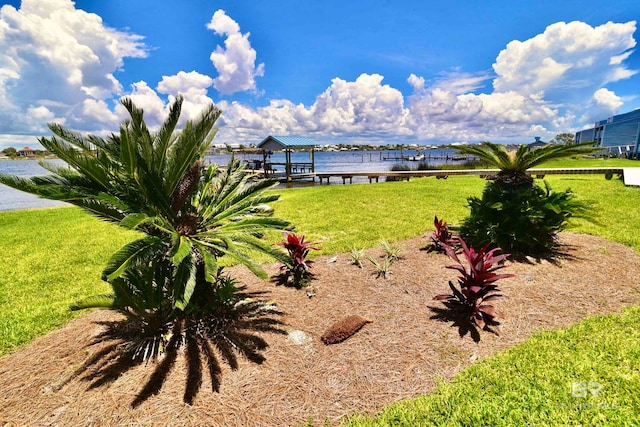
[1,232,639,426]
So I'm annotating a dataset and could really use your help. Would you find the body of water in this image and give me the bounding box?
[0,159,68,211]
[0,149,462,211]
[206,148,460,173]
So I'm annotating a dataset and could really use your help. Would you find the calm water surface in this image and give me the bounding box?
[0,160,68,211]
[0,149,460,211]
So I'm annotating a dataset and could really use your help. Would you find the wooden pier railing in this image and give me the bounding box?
[285,167,634,185]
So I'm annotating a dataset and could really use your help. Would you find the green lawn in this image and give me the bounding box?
[1,166,639,426]
[537,157,640,169]
[344,306,640,426]
[274,173,640,254]
[0,208,137,355]
[274,176,480,254]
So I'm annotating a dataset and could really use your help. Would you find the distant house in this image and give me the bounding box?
[575,109,640,158]
[18,146,37,157]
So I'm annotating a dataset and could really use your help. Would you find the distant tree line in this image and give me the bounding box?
[1,147,49,158]
[1,133,576,160]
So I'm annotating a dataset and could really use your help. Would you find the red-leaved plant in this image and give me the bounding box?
[433,238,514,331]
[275,232,319,287]
[427,215,457,253]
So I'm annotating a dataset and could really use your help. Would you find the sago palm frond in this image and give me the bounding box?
[457,140,599,173]
[164,104,221,196]
[70,294,118,311]
[103,236,165,281]
[172,252,198,310]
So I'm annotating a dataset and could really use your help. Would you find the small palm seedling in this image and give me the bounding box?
[381,239,401,260]
[275,232,319,287]
[424,215,457,253]
[367,254,394,279]
[350,247,365,268]
[431,238,514,341]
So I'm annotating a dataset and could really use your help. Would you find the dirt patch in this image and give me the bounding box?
[1,232,639,426]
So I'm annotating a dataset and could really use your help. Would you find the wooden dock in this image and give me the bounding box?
[381,154,472,162]
[287,167,637,185]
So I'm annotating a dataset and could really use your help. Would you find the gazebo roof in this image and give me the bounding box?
[528,136,549,149]
[257,135,317,151]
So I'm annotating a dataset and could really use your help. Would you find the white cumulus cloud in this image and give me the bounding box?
[578,88,625,125]
[593,87,624,111]
[493,20,637,101]
[207,10,264,95]
[157,71,214,95]
[407,73,426,93]
[215,73,413,144]
[156,71,217,122]
[0,0,147,134]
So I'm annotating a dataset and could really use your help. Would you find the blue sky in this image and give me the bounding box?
[0,0,639,149]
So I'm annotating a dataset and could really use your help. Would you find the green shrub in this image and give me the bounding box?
[456,142,597,258]
[460,180,589,258]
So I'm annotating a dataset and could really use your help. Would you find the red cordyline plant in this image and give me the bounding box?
[427,215,457,253]
[434,238,514,330]
[276,232,319,287]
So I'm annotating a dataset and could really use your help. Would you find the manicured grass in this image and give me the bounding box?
[274,176,481,254]
[343,306,640,426]
[544,175,640,253]
[539,157,640,169]
[273,174,640,255]
[0,207,137,355]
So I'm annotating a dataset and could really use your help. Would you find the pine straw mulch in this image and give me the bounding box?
[1,232,640,426]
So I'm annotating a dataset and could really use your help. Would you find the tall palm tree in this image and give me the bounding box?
[0,97,292,401]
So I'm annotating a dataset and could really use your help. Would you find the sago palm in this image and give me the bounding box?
[0,96,290,304]
[457,140,599,186]
[0,96,292,402]
[456,141,596,258]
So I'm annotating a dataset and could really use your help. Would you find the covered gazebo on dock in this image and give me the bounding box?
[257,135,318,181]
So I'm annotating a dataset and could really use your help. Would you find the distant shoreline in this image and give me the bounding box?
[0,156,57,161]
